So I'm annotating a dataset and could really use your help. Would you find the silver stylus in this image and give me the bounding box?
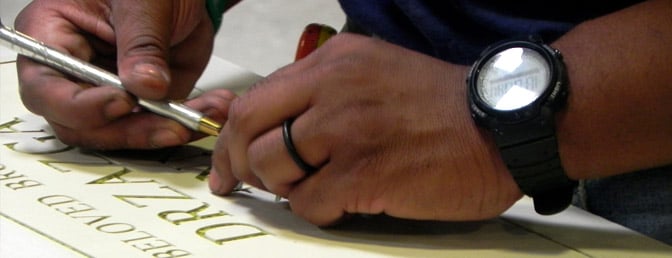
[0,18,221,136]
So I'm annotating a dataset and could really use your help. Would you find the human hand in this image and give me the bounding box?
[209,33,522,226]
[15,0,226,149]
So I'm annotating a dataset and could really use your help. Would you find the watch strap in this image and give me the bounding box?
[494,118,577,215]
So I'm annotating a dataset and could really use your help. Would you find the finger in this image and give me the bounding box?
[288,154,399,226]
[224,57,326,185]
[17,58,136,129]
[247,126,307,197]
[211,123,266,195]
[165,16,215,99]
[14,1,117,58]
[210,128,240,195]
[48,111,192,150]
[225,32,347,139]
[40,88,233,150]
[111,0,173,100]
[287,164,349,226]
[182,89,237,124]
[15,3,130,129]
[222,36,357,196]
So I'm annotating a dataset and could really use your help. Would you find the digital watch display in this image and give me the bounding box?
[476,48,551,111]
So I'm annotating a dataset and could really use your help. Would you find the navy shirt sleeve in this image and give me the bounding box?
[338,0,644,64]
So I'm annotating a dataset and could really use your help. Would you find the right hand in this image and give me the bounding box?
[209,33,522,226]
[15,0,230,149]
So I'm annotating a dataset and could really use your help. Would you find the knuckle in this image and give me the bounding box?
[204,90,237,111]
[226,97,252,132]
[246,134,274,175]
[122,34,167,59]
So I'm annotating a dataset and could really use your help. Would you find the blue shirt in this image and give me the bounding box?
[338,0,644,64]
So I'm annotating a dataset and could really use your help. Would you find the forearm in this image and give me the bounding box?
[553,0,672,179]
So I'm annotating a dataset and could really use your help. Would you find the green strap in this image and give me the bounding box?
[206,0,229,32]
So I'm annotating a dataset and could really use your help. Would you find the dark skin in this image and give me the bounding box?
[15,0,234,149]
[15,0,672,226]
[210,0,672,225]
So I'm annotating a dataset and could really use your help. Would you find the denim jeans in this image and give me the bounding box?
[573,165,672,245]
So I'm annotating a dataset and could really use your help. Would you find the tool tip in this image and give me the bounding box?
[198,117,222,137]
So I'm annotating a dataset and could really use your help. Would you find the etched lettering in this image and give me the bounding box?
[159,202,230,225]
[74,215,113,226]
[0,118,23,132]
[38,195,112,225]
[39,157,124,174]
[197,223,270,245]
[194,169,210,182]
[1,117,72,154]
[132,239,173,251]
[55,202,96,216]
[96,223,136,234]
[0,169,42,190]
[153,249,191,258]
[114,186,193,208]
[0,170,24,181]
[88,169,156,184]
[38,195,77,207]
[5,179,42,190]
[122,231,156,243]
[122,232,192,257]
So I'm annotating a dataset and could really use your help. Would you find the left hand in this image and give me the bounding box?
[15,0,223,150]
[209,33,522,226]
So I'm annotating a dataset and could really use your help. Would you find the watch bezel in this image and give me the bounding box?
[468,38,568,126]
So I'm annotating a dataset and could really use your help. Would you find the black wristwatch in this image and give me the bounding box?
[467,36,577,215]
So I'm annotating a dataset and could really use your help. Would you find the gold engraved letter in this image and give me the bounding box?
[0,170,23,181]
[0,118,23,132]
[196,223,270,245]
[131,239,173,252]
[0,169,42,190]
[38,195,77,207]
[1,118,72,154]
[114,186,193,208]
[95,223,136,234]
[152,249,191,258]
[159,202,230,225]
[55,202,96,216]
[88,169,156,184]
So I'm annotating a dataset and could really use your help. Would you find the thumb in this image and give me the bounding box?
[111,0,173,100]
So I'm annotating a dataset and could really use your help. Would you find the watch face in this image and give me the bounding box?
[476,47,551,111]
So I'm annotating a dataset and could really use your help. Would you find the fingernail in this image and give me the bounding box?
[208,168,225,195]
[133,63,170,83]
[149,129,183,148]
